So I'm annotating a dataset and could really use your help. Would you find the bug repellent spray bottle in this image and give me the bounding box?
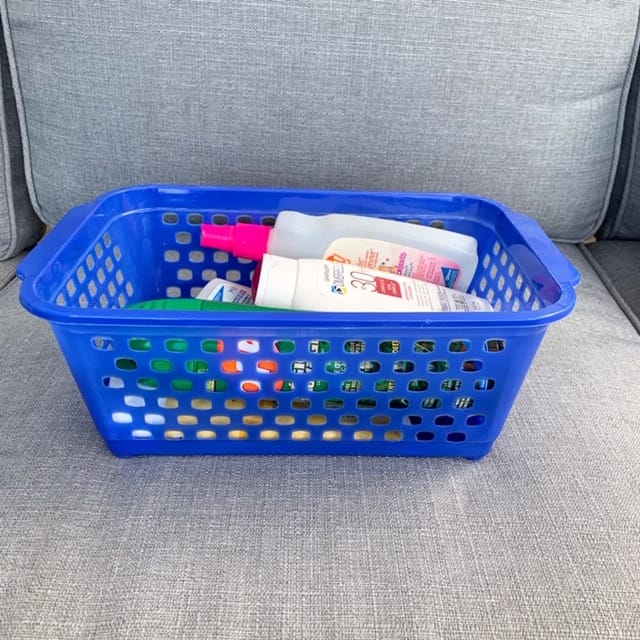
[201,210,479,291]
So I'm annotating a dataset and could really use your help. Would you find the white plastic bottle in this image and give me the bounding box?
[201,210,478,291]
[196,278,253,304]
[253,255,493,313]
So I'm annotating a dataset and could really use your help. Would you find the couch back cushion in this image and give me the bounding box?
[2,1,639,240]
[0,23,42,260]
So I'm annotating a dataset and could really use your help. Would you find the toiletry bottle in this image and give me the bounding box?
[126,298,287,312]
[201,210,478,291]
[197,278,253,304]
[252,255,493,313]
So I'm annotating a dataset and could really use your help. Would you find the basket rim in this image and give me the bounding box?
[17,184,579,329]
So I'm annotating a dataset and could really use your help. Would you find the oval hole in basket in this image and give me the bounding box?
[115,358,137,371]
[273,340,295,354]
[344,340,367,353]
[374,380,396,393]
[274,379,295,392]
[186,359,208,374]
[428,360,449,373]
[163,212,178,224]
[166,338,188,352]
[91,336,115,351]
[484,339,506,352]
[240,381,261,393]
[466,414,486,427]
[448,340,470,353]
[408,379,428,392]
[151,359,173,373]
[103,376,124,389]
[205,379,228,392]
[308,340,331,353]
[137,377,159,391]
[413,340,435,353]
[124,395,145,407]
[454,397,474,410]
[474,378,496,391]
[171,379,193,392]
[462,360,483,372]
[359,360,380,373]
[393,360,415,373]
[201,339,224,353]
[191,398,212,410]
[325,360,347,374]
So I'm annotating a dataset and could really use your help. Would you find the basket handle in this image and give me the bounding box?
[17,201,95,282]
[503,208,582,288]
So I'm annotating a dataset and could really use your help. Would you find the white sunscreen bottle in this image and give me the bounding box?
[253,255,493,313]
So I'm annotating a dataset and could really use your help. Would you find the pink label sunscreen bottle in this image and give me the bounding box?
[202,210,478,291]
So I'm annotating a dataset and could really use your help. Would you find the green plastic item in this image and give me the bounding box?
[126,298,289,312]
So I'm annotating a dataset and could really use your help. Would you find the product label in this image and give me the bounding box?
[373,276,402,298]
[197,278,253,304]
[319,262,492,312]
[324,238,462,288]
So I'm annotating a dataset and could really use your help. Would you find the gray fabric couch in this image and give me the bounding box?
[1,3,639,638]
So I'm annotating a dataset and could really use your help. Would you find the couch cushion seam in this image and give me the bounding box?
[0,1,43,225]
[0,21,17,258]
[586,5,640,243]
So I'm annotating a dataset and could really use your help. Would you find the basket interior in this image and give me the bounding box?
[46,207,551,313]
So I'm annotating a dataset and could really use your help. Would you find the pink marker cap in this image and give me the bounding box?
[200,223,272,261]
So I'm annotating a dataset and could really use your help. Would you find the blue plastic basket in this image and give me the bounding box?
[18,185,580,458]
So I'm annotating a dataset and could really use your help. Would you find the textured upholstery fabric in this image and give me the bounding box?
[0,248,19,288]
[586,240,640,329]
[1,245,639,639]
[0,19,42,259]
[2,1,639,240]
